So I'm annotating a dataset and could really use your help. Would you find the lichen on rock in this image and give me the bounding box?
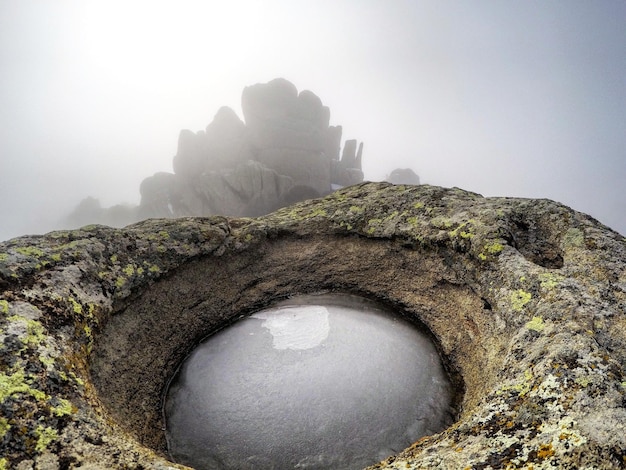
[0,182,625,469]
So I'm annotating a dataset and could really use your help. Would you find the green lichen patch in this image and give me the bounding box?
[526,316,545,332]
[538,272,564,290]
[562,227,584,249]
[34,425,58,452]
[511,290,532,312]
[0,417,9,439]
[0,302,82,463]
[15,247,44,258]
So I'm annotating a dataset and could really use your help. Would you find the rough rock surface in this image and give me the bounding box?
[1,182,625,469]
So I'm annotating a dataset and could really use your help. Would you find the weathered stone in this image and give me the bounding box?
[174,160,295,218]
[138,172,178,219]
[2,182,624,469]
[172,129,204,179]
[66,197,139,230]
[323,125,343,161]
[256,148,330,196]
[387,168,420,185]
[332,139,364,187]
[203,106,253,173]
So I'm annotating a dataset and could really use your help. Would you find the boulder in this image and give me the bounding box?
[387,168,421,185]
[6,183,622,468]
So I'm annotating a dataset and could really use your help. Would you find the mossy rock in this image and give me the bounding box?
[0,182,625,469]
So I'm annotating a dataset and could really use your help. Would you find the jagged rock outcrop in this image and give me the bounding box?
[138,78,363,220]
[64,79,365,230]
[2,182,623,469]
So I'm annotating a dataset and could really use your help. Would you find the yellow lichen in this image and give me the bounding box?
[478,241,505,261]
[484,242,504,255]
[6,316,46,348]
[526,316,545,332]
[34,425,58,452]
[0,300,8,314]
[449,220,476,239]
[349,205,364,214]
[0,417,10,439]
[0,457,7,470]
[68,297,82,314]
[52,398,74,417]
[303,208,328,219]
[538,273,563,290]
[431,217,453,229]
[123,264,135,276]
[562,228,584,249]
[0,369,48,403]
[511,290,532,311]
[16,246,44,257]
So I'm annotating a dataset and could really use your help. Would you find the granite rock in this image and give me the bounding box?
[135,78,363,221]
[1,182,624,469]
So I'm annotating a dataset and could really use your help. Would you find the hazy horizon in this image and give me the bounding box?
[1,0,625,241]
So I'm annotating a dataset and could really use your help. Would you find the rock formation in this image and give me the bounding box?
[64,78,365,229]
[3,182,623,469]
[138,78,364,220]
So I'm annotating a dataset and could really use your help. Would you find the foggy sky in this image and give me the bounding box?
[1,0,625,242]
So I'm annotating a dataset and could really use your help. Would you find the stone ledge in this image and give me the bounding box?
[1,182,625,469]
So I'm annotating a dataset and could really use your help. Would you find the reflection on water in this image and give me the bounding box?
[165,294,454,470]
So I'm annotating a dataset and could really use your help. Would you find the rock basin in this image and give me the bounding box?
[165,294,454,469]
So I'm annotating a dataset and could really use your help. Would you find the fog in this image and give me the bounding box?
[1,0,625,242]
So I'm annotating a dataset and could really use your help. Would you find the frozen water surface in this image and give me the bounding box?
[165,294,455,470]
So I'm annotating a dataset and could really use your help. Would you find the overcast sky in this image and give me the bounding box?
[1,0,624,241]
